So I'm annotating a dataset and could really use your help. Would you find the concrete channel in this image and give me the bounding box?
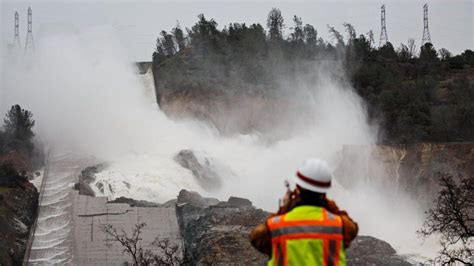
[24,152,183,265]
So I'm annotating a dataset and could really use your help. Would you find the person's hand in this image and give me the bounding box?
[278,189,299,214]
[282,190,291,206]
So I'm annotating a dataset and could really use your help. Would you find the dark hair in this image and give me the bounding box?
[296,185,327,207]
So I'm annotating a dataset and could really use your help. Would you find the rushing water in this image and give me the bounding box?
[2,27,439,262]
[28,153,94,265]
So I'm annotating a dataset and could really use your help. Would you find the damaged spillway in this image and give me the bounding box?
[27,153,95,265]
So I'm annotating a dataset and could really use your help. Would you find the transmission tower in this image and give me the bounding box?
[421,3,431,45]
[379,5,389,47]
[14,12,21,49]
[25,7,34,52]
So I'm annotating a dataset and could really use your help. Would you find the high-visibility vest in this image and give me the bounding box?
[266,205,346,266]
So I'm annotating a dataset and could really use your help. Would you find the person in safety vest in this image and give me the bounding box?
[250,158,358,266]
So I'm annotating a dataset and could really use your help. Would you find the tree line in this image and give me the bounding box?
[152,8,473,144]
[0,104,38,184]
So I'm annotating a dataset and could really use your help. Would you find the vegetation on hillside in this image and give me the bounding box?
[0,104,41,176]
[0,105,40,265]
[152,8,474,144]
[1,104,35,155]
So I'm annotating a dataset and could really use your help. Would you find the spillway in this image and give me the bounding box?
[26,153,95,265]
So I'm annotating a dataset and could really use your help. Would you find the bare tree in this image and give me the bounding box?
[439,48,452,61]
[366,30,374,47]
[101,222,184,266]
[327,25,344,47]
[418,174,473,265]
[102,222,149,265]
[343,22,356,42]
[407,38,417,58]
[151,239,183,265]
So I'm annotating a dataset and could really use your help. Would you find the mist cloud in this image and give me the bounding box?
[1,26,437,260]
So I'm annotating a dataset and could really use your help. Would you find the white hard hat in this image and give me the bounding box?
[294,158,332,193]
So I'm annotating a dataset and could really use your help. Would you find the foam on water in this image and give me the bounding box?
[28,153,96,265]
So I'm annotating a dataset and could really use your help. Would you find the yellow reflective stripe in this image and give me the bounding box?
[271,225,342,237]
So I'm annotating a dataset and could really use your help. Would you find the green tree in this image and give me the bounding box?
[419,43,438,62]
[303,24,317,46]
[4,105,35,142]
[172,22,186,51]
[266,8,284,42]
[397,43,410,62]
[378,42,397,59]
[160,30,176,57]
[188,14,220,54]
[290,16,304,45]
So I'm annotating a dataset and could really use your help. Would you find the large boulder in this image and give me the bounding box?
[346,236,412,265]
[176,190,269,265]
[73,164,105,197]
[174,150,233,191]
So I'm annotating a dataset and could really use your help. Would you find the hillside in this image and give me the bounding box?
[152,11,474,143]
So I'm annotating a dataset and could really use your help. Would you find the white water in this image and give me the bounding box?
[28,153,95,265]
[1,26,438,261]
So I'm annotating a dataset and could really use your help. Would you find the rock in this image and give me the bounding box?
[74,182,95,197]
[177,190,219,207]
[0,178,38,265]
[174,150,229,191]
[0,164,28,187]
[176,190,268,265]
[227,197,252,207]
[346,236,411,265]
[162,199,177,207]
[108,196,161,207]
[334,143,474,206]
[73,164,105,197]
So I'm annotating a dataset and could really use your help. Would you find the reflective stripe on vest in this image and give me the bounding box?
[272,225,342,237]
[267,206,345,266]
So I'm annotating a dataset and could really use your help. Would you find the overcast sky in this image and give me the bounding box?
[1,0,473,61]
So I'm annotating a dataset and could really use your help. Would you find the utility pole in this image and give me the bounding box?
[421,3,432,45]
[25,7,34,52]
[379,5,389,47]
[14,12,21,49]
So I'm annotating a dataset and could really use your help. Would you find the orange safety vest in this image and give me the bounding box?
[266,205,346,266]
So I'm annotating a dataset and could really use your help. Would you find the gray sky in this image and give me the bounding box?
[1,0,473,61]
